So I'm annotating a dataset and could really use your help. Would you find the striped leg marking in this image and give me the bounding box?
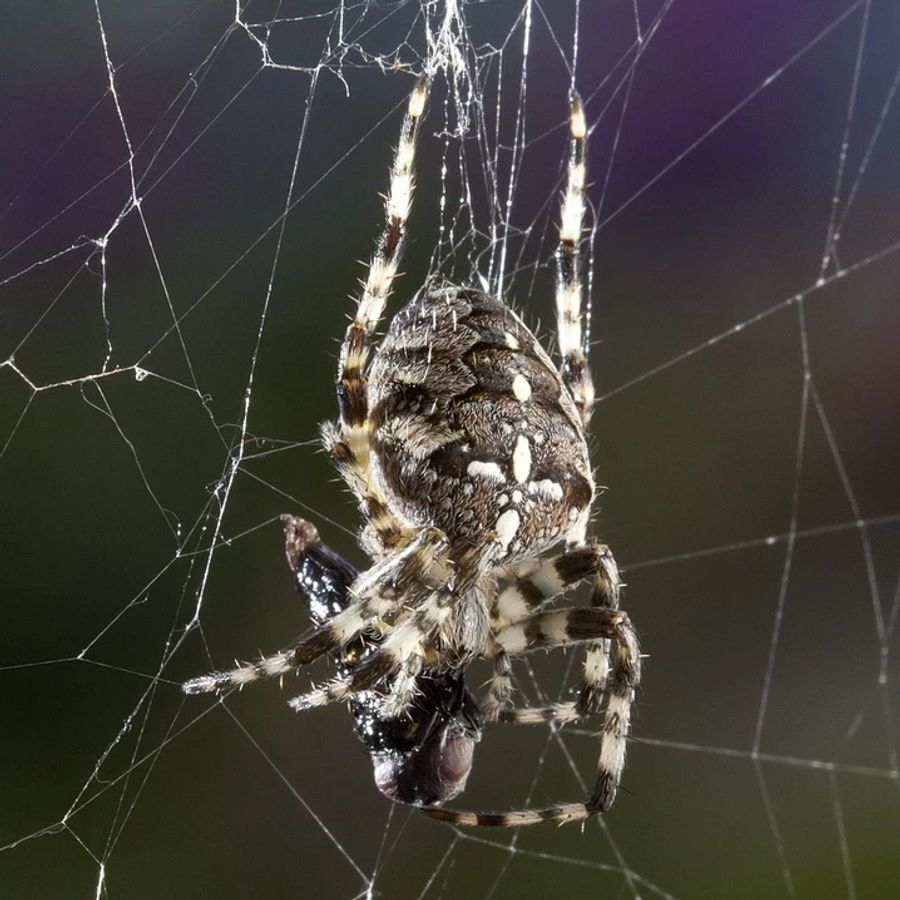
[555,91,595,427]
[489,603,631,729]
[423,596,641,828]
[289,588,452,715]
[327,77,429,549]
[288,650,401,711]
[494,607,630,656]
[487,543,622,725]
[577,546,621,717]
[485,545,604,721]
[423,607,640,828]
[492,544,605,627]
[181,526,445,697]
[182,623,342,696]
[483,647,514,722]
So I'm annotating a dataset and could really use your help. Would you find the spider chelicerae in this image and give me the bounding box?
[184,78,641,827]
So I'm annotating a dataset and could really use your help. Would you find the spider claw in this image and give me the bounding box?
[182,673,228,695]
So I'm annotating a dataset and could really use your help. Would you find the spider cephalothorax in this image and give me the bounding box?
[185,78,641,827]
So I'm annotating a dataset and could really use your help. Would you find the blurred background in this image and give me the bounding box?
[1,1,899,897]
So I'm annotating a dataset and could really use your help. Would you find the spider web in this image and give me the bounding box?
[2,1,899,897]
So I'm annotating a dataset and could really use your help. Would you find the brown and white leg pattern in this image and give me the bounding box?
[289,545,490,716]
[494,606,632,657]
[492,545,625,724]
[182,526,444,696]
[483,545,604,721]
[483,645,514,722]
[326,77,429,547]
[288,583,455,714]
[555,91,595,427]
[424,604,640,827]
[485,543,619,725]
[577,545,621,717]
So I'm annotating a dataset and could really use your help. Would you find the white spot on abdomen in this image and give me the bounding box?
[512,373,532,402]
[530,479,563,501]
[467,460,506,483]
[512,435,531,484]
[495,508,521,554]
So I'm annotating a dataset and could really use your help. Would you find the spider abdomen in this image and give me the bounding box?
[367,288,594,561]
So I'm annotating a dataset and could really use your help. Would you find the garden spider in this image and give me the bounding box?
[184,77,641,827]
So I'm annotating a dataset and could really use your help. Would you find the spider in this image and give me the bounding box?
[184,78,641,827]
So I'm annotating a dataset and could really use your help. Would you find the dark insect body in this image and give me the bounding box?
[282,515,481,807]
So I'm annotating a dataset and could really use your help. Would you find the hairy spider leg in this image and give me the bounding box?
[283,515,482,807]
[289,596,453,713]
[424,605,640,827]
[289,543,495,717]
[555,91,595,430]
[324,77,430,551]
[182,526,445,695]
[419,94,641,828]
[576,545,622,716]
[552,93,624,744]
[490,545,624,726]
[483,544,608,721]
[494,606,635,656]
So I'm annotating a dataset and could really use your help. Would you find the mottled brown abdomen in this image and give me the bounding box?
[367,288,593,562]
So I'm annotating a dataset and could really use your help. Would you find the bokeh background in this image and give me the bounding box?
[2,1,899,898]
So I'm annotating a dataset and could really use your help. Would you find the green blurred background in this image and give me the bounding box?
[2,1,899,897]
